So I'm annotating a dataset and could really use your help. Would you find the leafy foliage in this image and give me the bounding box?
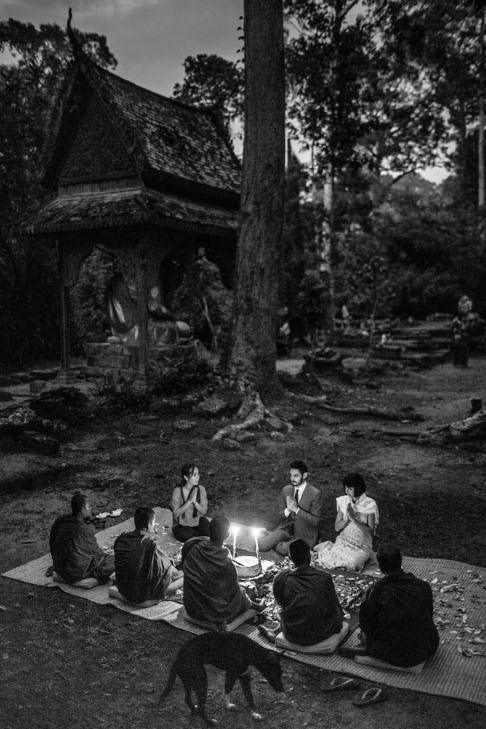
[370,0,486,194]
[285,0,446,178]
[150,348,213,395]
[0,19,116,366]
[92,373,150,414]
[297,270,330,343]
[172,255,233,352]
[173,53,244,131]
[70,249,116,351]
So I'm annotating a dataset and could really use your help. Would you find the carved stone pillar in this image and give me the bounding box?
[135,241,149,388]
[56,236,93,383]
[58,239,72,383]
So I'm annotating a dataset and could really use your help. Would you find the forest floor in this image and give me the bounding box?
[1,356,486,729]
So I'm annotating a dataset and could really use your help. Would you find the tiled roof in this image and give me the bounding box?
[45,57,241,199]
[26,188,239,238]
[92,65,241,195]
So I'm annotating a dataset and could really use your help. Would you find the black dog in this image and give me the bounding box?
[158,632,284,725]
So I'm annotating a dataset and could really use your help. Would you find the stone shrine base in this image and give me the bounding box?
[84,341,193,381]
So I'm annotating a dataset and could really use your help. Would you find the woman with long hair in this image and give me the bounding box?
[171,463,210,543]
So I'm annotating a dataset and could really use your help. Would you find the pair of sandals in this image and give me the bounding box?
[322,676,386,706]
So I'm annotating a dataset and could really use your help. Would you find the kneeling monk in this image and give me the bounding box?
[114,507,178,605]
[49,493,115,584]
[357,544,440,667]
[259,538,343,646]
[181,515,264,629]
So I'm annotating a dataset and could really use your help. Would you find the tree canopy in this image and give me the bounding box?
[0,19,116,365]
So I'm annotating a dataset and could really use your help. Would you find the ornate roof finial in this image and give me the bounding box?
[67,8,84,59]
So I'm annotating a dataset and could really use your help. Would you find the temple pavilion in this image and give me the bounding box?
[27,26,240,386]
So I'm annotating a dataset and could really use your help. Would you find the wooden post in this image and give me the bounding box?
[135,242,148,388]
[58,239,72,383]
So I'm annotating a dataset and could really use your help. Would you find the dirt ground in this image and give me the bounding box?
[1,357,486,729]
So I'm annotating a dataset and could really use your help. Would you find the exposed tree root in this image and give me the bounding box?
[211,385,294,441]
[286,390,422,422]
[264,408,294,433]
[370,429,422,438]
[364,410,486,445]
[287,391,329,406]
[211,386,265,441]
[417,409,486,445]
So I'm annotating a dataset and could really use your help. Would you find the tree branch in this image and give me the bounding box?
[338,0,361,23]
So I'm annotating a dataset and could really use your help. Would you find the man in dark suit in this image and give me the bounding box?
[258,460,323,555]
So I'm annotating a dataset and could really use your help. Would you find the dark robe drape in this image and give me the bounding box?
[49,515,114,583]
[273,565,343,646]
[114,530,172,604]
[181,537,251,628]
[360,570,440,667]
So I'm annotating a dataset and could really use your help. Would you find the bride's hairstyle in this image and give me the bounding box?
[342,472,366,497]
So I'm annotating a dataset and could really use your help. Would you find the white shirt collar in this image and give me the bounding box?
[294,481,307,493]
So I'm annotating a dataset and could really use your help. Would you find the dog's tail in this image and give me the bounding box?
[158,662,178,705]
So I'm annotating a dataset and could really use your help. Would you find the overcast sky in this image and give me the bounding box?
[0,0,446,182]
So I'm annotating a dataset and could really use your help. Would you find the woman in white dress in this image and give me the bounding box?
[314,473,378,571]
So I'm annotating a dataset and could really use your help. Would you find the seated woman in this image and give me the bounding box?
[259,538,343,646]
[171,463,211,543]
[314,472,378,571]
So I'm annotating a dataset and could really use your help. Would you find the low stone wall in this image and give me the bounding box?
[84,341,193,380]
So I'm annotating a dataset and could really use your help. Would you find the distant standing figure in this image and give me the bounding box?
[49,493,115,584]
[452,294,473,368]
[314,472,378,571]
[341,304,351,332]
[258,460,323,556]
[171,463,211,543]
[355,545,439,667]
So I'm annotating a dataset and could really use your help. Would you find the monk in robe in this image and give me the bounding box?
[181,516,265,629]
[259,539,343,646]
[49,493,114,584]
[114,507,178,604]
[352,544,439,667]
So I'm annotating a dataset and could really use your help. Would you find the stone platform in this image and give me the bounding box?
[84,341,194,380]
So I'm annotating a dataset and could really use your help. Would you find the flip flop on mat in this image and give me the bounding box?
[353,687,387,706]
[322,677,360,692]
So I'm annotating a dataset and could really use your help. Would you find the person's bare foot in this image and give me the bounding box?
[258,625,276,643]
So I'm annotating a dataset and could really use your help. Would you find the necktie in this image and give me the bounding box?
[294,488,299,506]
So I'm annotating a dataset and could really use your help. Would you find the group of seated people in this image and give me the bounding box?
[48,458,439,669]
[259,539,439,669]
[170,460,379,573]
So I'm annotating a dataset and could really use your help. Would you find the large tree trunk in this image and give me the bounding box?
[479,7,485,209]
[227,0,285,396]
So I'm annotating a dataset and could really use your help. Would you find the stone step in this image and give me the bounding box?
[401,349,451,368]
